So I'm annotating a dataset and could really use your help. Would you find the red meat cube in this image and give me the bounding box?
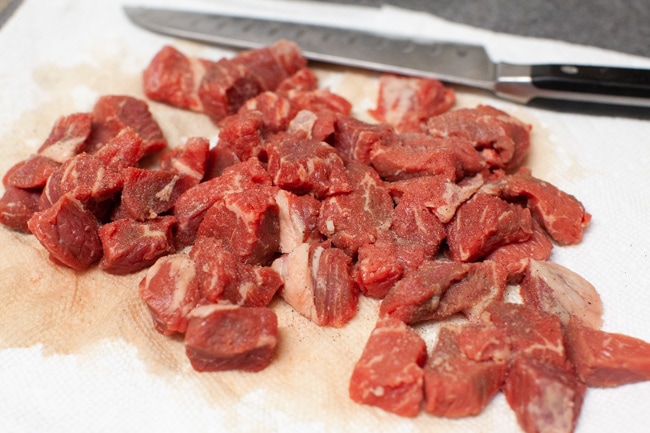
[118,167,184,221]
[159,136,210,187]
[0,185,41,233]
[349,318,427,417]
[143,45,211,112]
[266,133,352,199]
[27,194,103,270]
[4,155,60,189]
[317,162,393,255]
[564,319,650,387]
[139,253,202,335]
[504,356,585,433]
[272,242,358,327]
[196,184,280,266]
[424,324,509,418]
[89,95,166,156]
[427,105,531,170]
[184,304,278,372]
[333,115,400,164]
[98,216,176,275]
[37,112,92,162]
[369,74,455,133]
[446,192,534,262]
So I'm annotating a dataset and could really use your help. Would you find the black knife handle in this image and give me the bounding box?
[531,64,650,98]
[495,62,650,107]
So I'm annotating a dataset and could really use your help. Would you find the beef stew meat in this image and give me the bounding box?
[1,41,649,433]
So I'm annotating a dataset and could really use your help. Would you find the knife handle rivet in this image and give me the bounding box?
[560,65,579,75]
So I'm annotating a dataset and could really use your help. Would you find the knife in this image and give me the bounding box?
[124,6,650,108]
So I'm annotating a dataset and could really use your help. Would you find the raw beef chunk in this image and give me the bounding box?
[274,189,321,254]
[238,91,293,134]
[427,105,531,170]
[369,74,455,133]
[117,168,184,221]
[39,152,123,212]
[159,136,209,188]
[4,155,60,189]
[520,260,603,328]
[333,115,400,164]
[172,158,272,246]
[423,324,509,418]
[379,260,471,324]
[353,239,403,299]
[349,318,427,417]
[92,126,146,170]
[217,110,265,162]
[445,192,533,262]
[431,260,508,321]
[190,236,282,307]
[198,40,306,123]
[37,112,92,163]
[0,185,41,233]
[564,318,650,387]
[27,194,103,270]
[389,185,446,258]
[501,169,591,245]
[504,356,585,433]
[143,45,211,112]
[388,173,484,223]
[196,183,280,266]
[98,216,176,275]
[184,304,278,372]
[275,66,319,94]
[317,162,393,255]
[266,133,351,199]
[139,253,202,335]
[272,242,358,327]
[287,89,352,141]
[89,95,167,155]
[487,302,566,365]
[485,219,553,283]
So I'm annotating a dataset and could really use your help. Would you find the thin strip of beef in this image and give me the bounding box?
[501,168,591,245]
[564,318,650,388]
[98,216,176,275]
[368,73,455,133]
[427,105,531,171]
[423,324,509,418]
[172,158,272,246]
[317,162,393,256]
[143,45,211,112]
[349,318,427,417]
[27,194,103,270]
[139,253,202,335]
[196,183,280,266]
[88,95,166,156]
[445,192,534,262]
[0,185,41,233]
[184,304,278,372]
[520,259,603,329]
[37,112,92,163]
[379,260,471,325]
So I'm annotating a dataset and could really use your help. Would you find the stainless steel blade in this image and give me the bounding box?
[124,6,497,90]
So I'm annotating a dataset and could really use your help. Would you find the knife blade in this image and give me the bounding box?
[124,6,650,108]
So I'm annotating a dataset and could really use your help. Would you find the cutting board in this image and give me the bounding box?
[1,1,650,432]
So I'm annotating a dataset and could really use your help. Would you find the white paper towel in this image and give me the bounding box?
[1,1,649,433]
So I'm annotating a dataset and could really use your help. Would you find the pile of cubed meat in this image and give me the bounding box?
[1,40,650,433]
